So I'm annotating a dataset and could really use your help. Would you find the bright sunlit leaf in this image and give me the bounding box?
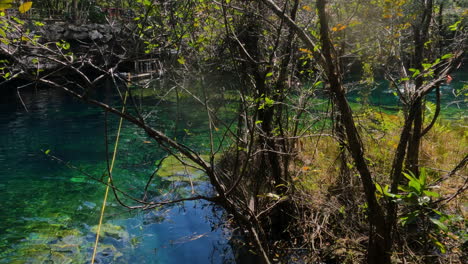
[177,57,185,65]
[302,5,311,12]
[19,1,33,14]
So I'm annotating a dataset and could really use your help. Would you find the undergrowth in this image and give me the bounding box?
[290,108,467,263]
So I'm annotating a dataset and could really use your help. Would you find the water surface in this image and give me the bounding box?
[0,80,236,264]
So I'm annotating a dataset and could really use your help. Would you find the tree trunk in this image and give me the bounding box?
[73,0,79,22]
[406,0,433,176]
[315,1,392,263]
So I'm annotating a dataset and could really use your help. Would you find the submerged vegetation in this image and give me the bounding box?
[0,0,467,263]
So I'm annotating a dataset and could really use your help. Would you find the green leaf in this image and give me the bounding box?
[375,183,383,194]
[266,72,273,77]
[423,190,440,198]
[44,149,51,155]
[449,20,461,31]
[422,63,432,70]
[441,53,453,60]
[177,57,185,65]
[402,171,417,182]
[429,217,448,232]
[419,168,427,186]
[264,97,274,107]
[433,239,446,254]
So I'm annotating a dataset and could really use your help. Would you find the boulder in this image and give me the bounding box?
[89,30,103,40]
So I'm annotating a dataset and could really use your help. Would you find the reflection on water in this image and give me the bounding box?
[0,81,236,264]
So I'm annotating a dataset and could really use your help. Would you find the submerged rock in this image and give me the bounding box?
[157,155,210,182]
[91,223,129,241]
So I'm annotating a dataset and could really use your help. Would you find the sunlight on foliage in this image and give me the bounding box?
[18,1,32,14]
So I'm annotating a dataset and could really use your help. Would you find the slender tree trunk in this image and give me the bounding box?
[406,0,433,176]
[315,1,391,263]
[72,0,79,21]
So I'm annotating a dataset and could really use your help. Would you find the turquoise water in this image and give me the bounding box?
[346,68,467,118]
[0,80,236,264]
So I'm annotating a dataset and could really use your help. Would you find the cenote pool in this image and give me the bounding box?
[0,77,238,264]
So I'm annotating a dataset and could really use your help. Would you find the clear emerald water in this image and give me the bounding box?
[0,70,466,263]
[0,78,238,264]
[346,68,467,118]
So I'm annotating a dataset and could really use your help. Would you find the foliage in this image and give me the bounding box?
[377,168,465,256]
[0,0,466,263]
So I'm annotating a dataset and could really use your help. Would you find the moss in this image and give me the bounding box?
[91,223,129,241]
[157,154,216,182]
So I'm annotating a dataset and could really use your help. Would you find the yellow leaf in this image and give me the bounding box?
[299,48,312,53]
[302,5,311,12]
[19,1,33,14]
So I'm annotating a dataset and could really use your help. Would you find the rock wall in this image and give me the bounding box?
[38,22,127,43]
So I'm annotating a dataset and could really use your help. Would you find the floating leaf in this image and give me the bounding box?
[70,177,86,183]
[44,149,51,155]
[19,1,33,14]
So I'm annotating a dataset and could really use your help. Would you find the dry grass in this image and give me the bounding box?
[289,109,467,263]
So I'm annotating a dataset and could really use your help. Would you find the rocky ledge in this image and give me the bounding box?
[37,22,130,43]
